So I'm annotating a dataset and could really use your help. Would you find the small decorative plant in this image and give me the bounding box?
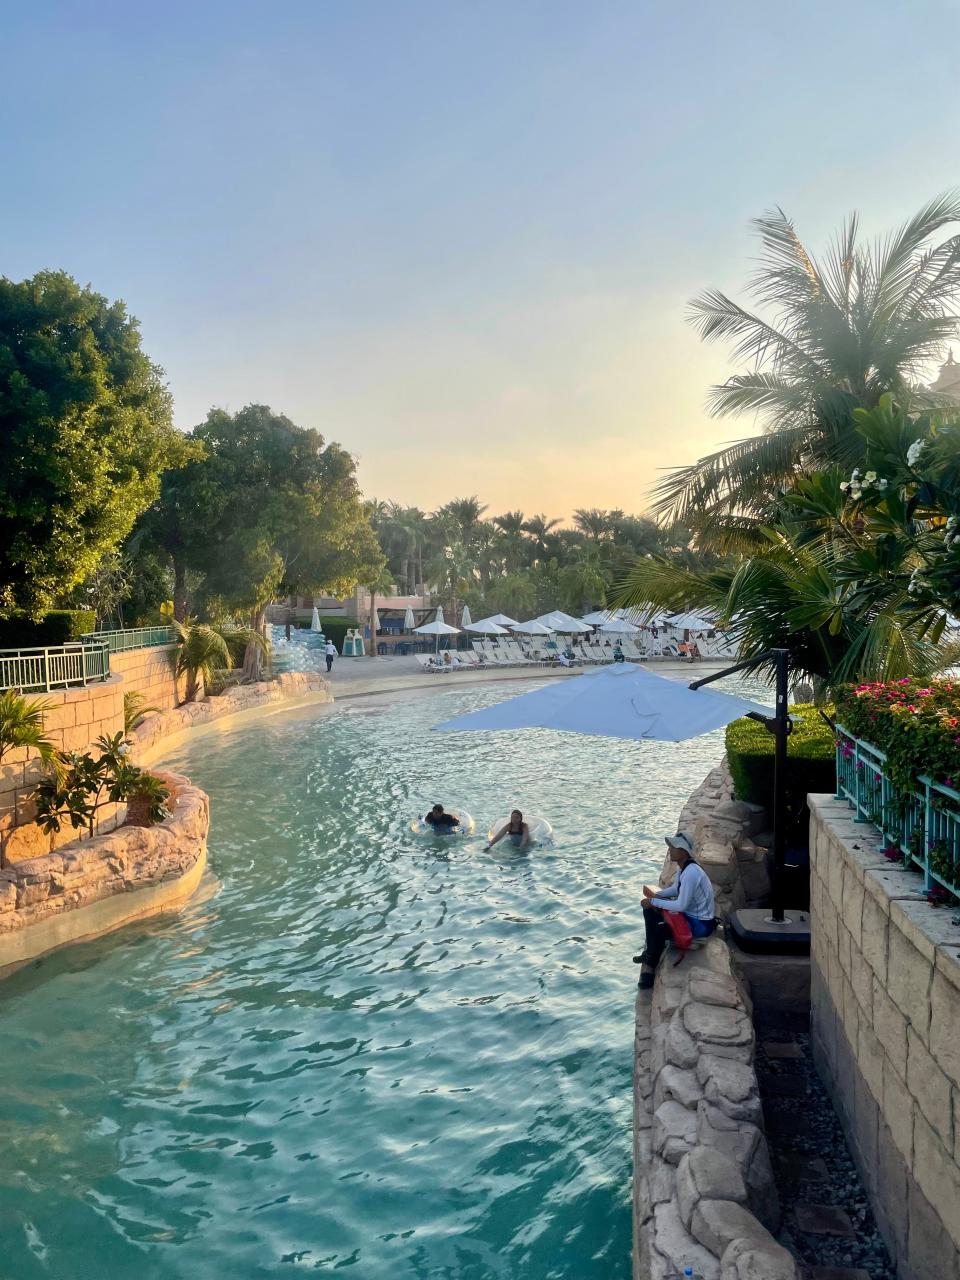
[0,690,57,766]
[35,733,170,839]
[123,691,161,734]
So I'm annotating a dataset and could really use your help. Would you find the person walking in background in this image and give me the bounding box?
[634,832,716,989]
[325,640,337,673]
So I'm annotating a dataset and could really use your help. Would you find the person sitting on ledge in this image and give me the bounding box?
[425,803,460,830]
[634,832,716,989]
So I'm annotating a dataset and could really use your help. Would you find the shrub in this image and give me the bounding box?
[0,609,96,648]
[836,678,960,796]
[35,732,170,838]
[318,617,359,651]
[725,703,837,842]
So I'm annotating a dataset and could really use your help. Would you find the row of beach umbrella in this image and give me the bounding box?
[412,606,718,651]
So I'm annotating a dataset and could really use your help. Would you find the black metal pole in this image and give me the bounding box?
[769,648,789,923]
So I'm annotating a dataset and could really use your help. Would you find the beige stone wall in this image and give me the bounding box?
[809,793,960,1280]
[110,643,191,712]
[0,675,125,865]
[0,770,208,971]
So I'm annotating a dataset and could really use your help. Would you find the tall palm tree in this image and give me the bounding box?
[572,509,613,542]
[522,513,562,559]
[656,194,960,532]
[493,511,527,572]
[437,497,488,547]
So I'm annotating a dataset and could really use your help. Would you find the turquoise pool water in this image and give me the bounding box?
[0,680,759,1278]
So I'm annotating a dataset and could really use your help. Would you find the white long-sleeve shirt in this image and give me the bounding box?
[650,861,715,920]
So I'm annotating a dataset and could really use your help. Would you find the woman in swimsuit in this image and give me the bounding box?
[485,809,531,851]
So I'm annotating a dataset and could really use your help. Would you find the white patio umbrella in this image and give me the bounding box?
[403,607,416,631]
[597,618,642,635]
[537,611,593,633]
[511,619,555,635]
[580,609,620,625]
[482,613,518,627]
[667,611,716,632]
[310,606,322,632]
[413,618,461,654]
[372,608,381,631]
[461,605,472,627]
[466,620,509,635]
[434,661,772,741]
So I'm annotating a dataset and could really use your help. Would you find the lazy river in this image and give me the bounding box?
[0,679,761,1279]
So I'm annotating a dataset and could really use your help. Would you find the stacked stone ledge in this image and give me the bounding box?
[634,941,796,1280]
[0,769,207,938]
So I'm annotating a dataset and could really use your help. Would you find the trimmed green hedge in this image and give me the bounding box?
[725,703,836,842]
[318,617,359,651]
[0,610,97,648]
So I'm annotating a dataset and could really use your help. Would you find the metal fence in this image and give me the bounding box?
[80,626,176,653]
[835,725,960,894]
[0,642,111,693]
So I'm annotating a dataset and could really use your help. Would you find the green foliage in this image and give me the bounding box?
[0,609,96,648]
[725,704,837,841]
[123,691,161,734]
[0,690,57,765]
[168,617,262,702]
[318,617,358,651]
[836,678,960,796]
[0,270,194,613]
[35,732,170,838]
[655,194,960,529]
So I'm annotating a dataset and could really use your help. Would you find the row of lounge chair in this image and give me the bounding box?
[413,636,686,673]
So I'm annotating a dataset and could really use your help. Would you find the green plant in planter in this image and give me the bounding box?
[0,690,57,766]
[35,733,169,839]
[124,770,171,827]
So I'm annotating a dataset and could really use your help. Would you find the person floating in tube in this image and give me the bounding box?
[425,803,460,831]
[485,809,531,852]
[634,832,716,989]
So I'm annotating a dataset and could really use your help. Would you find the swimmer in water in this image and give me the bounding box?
[425,803,460,831]
[485,809,531,851]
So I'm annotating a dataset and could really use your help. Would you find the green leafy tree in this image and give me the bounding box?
[0,270,192,613]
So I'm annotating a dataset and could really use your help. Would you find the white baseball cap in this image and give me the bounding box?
[665,832,694,856]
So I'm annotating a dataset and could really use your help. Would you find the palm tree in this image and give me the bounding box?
[169,618,266,702]
[656,194,960,531]
[0,691,56,766]
[572,509,613,542]
[522,513,562,560]
[437,497,488,547]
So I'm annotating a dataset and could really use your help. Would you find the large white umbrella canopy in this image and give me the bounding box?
[466,620,509,635]
[461,605,473,627]
[511,619,555,635]
[434,662,772,741]
[413,617,461,654]
[667,611,716,632]
[372,609,381,630]
[536,611,593,634]
[310,606,322,632]
[482,613,518,627]
[580,608,621,625]
[404,607,416,631]
[597,618,642,634]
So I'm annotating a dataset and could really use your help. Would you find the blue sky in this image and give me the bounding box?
[3,1,959,517]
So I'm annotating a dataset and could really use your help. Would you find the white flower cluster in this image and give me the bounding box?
[946,515,960,550]
[907,438,927,467]
[908,567,930,595]
[839,468,889,500]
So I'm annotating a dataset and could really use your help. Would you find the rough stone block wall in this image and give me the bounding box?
[110,643,190,712]
[634,939,797,1280]
[0,769,207,953]
[809,792,960,1280]
[0,676,125,865]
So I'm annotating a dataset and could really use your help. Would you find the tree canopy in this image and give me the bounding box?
[0,270,191,614]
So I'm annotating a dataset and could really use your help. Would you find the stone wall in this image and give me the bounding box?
[634,939,797,1280]
[0,769,208,971]
[809,792,960,1280]
[129,670,333,764]
[671,759,770,917]
[0,675,125,865]
[110,643,190,712]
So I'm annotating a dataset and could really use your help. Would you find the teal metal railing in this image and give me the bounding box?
[835,725,960,893]
[0,642,111,693]
[80,626,176,653]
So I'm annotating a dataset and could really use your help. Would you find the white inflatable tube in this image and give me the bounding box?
[410,809,475,836]
[486,815,553,845]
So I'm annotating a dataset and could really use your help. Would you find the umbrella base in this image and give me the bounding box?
[727,907,811,955]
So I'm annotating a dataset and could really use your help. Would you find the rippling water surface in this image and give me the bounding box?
[0,678,761,1278]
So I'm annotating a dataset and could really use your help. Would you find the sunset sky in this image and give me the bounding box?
[3,1,959,519]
